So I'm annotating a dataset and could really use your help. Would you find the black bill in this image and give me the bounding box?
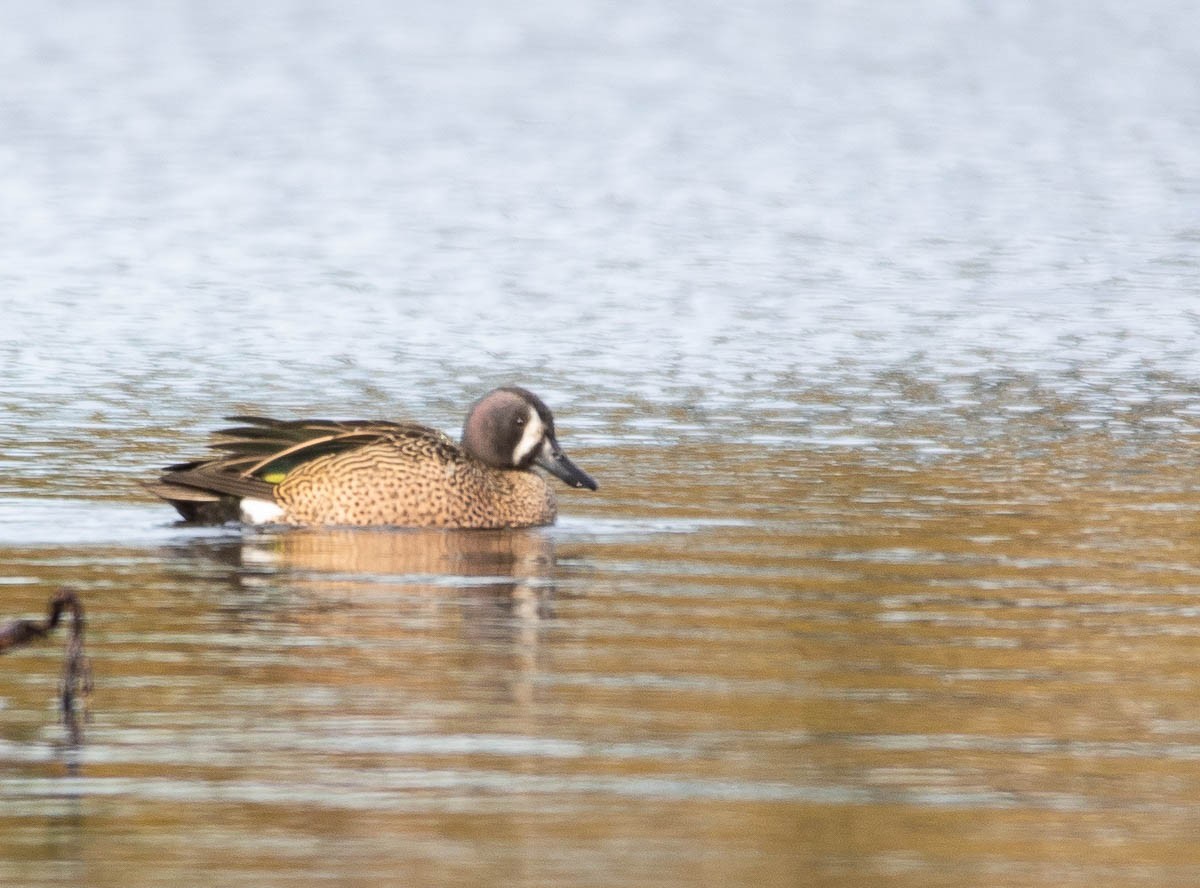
[535,442,599,490]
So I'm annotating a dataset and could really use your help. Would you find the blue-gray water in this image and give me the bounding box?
[2,2,1200,886]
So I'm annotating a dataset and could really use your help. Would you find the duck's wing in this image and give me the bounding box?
[149,417,457,506]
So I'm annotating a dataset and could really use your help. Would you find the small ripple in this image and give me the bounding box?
[0,498,234,547]
[556,516,755,536]
[0,771,816,809]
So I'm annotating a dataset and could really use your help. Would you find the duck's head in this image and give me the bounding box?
[462,386,598,491]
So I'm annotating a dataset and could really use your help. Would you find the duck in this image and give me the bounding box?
[146,386,598,528]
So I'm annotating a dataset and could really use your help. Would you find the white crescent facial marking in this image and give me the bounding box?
[511,409,547,466]
[240,497,286,525]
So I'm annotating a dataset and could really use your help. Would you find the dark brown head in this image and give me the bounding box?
[461,387,598,490]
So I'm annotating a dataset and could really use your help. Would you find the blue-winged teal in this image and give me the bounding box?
[147,387,598,528]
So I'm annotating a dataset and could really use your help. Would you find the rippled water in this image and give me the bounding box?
[3,0,1200,886]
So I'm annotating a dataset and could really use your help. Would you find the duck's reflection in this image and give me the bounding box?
[168,528,559,705]
[255,527,550,582]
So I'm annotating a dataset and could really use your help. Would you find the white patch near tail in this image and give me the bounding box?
[511,409,547,466]
[240,497,286,525]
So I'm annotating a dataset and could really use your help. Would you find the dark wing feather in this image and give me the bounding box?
[153,463,278,500]
[206,416,440,477]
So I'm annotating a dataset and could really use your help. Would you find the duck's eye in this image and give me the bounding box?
[514,416,526,427]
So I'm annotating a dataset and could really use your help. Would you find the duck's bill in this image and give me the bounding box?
[535,445,599,490]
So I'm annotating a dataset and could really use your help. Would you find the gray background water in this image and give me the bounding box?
[2,1,1200,886]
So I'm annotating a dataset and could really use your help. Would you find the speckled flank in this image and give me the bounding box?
[274,436,556,528]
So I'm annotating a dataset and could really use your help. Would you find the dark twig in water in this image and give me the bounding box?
[0,587,93,742]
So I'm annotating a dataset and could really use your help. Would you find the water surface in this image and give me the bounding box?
[2,1,1200,886]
